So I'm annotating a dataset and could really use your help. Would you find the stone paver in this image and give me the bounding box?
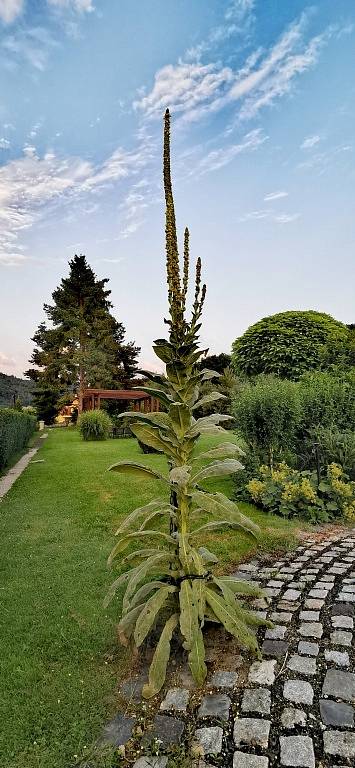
[280,735,315,767]
[233,754,269,768]
[195,726,223,755]
[320,699,354,727]
[322,669,355,701]
[198,693,231,721]
[234,718,270,749]
[281,708,306,728]
[287,654,316,675]
[283,679,313,705]
[241,688,271,715]
[248,659,276,686]
[160,688,189,711]
[323,730,355,758]
[211,670,238,689]
[297,641,319,656]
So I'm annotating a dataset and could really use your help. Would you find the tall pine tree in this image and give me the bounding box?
[26,255,139,415]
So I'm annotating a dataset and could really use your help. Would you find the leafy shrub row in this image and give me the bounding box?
[0,408,37,471]
[247,462,355,523]
[233,370,355,472]
[78,409,112,441]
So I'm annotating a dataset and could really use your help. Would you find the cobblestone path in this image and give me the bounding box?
[103,531,355,767]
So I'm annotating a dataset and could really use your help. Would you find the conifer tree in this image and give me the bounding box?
[26,255,139,413]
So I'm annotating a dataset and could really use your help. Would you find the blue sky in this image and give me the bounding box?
[0,0,354,376]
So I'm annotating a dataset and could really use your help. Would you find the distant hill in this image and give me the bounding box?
[0,372,34,407]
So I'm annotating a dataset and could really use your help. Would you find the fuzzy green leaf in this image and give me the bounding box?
[123,552,176,613]
[179,580,196,649]
[142,613,178,698]
[196,442,245,461]
[114,499,165,536]
[134,584,177,647]
[117,603,145,647]
[108,461,168,483]
[198,546,219,564]
[192,391,226,411]
[206,587,259,655]
[128,580,168,611]
[130,423,176,457]
[192,491,259,538]
[108,530,175,564]
[213,576,263,598]
[188,623,207,685]
[103,569,135,609]
[192,459,244,484]
[170,403,191,438]
[133,386,173,408]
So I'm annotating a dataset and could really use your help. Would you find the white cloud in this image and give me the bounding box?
[301,134,321,149]
[47,0,94,13]
[0,0,23,24]
[0,141,151,266]
[198,128,267,173]
[0,137,10,149]
[264,190,288,201]
[134,62,233,119]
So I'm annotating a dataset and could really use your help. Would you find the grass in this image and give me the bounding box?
[0,428,303,768]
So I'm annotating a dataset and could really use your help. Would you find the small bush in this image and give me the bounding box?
[0,408,37,471]
[246,461,355,523]
[78,410,112,441]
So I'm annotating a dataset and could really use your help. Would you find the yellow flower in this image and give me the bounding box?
[344,500,355,522]
[247,479,265,503]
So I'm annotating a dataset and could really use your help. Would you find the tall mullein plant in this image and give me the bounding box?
[106,109,267,698]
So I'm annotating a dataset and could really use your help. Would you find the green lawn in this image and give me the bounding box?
[0,428,302,768]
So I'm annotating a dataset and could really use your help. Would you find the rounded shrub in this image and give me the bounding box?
[232,310,349,380]
[78,409,112,441]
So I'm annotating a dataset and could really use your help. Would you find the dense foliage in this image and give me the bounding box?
[233,371,355,471]
[232,310,350,380]
[105,109,267,699]
[26,255,140,418]
[247,462,355,523]
[0,408,36,470]
[233,376,302,466]
[0,372,34,407]
[78,410,112,441]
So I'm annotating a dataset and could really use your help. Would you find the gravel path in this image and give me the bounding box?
[102,530,355,767]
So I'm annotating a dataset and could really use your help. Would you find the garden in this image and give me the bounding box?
[0,109,354,768]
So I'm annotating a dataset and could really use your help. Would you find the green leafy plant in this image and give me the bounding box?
[78,409,112,441]
[233,375,302,467]
[246,461,355,523]
[105,109,266,699]
[232,310,349,380]
[314,425,355,480]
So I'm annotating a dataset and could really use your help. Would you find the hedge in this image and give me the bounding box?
[0,409,37,471]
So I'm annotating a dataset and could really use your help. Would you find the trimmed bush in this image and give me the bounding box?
[78,409,112,441]
[0,408,37,471]
[232,310,349,380]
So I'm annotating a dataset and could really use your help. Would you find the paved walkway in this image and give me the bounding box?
[0,434,47,500]
[102,530,355,768]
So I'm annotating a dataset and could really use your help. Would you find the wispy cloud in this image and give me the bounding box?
[0,0,23,24]
[298,143,352,175]
[198,128,267,174]
[0,140,152,266]
[239,209,300,224]
[0,137,10,149]
[135,12,340,126]
[264,190,288,201]
[301,134,321,150]
[2,26,59,71]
